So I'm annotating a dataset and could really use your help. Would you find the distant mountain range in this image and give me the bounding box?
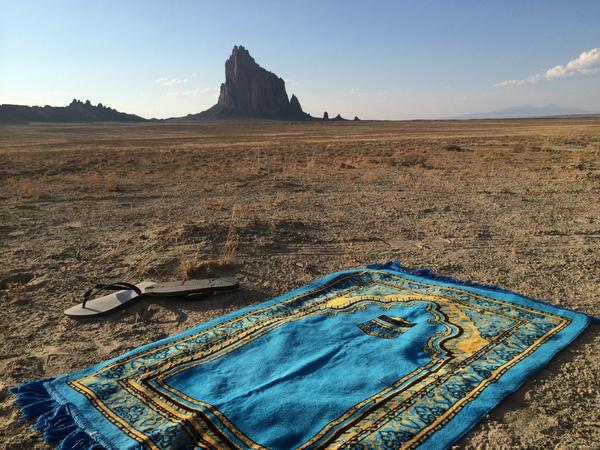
[453,104,598,120]
[0,99,145,124]
[2,71,598,124]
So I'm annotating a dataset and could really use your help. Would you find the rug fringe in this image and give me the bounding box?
[10,380,107,450]
[368,260,600,322]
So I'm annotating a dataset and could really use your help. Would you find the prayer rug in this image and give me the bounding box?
[12,262,596,449]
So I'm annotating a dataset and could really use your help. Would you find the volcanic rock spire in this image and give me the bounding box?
[201,45,310,120]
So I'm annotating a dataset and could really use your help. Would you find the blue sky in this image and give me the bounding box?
[1,0,599,119]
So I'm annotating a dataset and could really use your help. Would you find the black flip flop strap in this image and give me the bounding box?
[82,282,143,308]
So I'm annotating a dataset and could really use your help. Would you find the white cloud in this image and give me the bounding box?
[284,78,300,86]
[163,87,219,97]
[496,47,600,87]
[155,77,189,87]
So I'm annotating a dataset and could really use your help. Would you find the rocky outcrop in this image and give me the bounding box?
[196,46,310,120]
[289,95,304,116]
[1,45,359,124]
[0,99,146,123]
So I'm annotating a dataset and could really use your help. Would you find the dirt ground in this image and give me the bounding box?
[1,118,599,449]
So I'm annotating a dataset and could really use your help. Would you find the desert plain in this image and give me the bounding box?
[0,118,599,449]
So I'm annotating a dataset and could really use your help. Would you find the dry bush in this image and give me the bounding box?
[87,172,124,192]
[332,210,347,222]
[7,178,49,199]
[443,144,464,152]
[361,171,378,183]
[87,173,104,188]
[351,158,377,170]
[104,173,122,192]
[292,191,312,205]
[305,155,317,173]
[402,154,429,168]
[279,152,295,178]
[394,171,405,186]
[273,191,288,206]
[241,146,269,176]
[235,163,260,176]
[220,204,242,260]
[168,245,237,279]
[540,139,555,152]
[394,150,432,169]
[339,161,357,170]
[585,143,600,156]
[571,151,583,170]
[172,248,240,279]
[175,257,239,279]
[127,171,150,189]
[173,256,201,280]
[170,207,241,280]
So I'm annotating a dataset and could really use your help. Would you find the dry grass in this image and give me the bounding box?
[361,171,379,183]
[396,152,431,168]
[331,210,347,222]
[67,172,123,192]
[221,204,242,259]
[173,256,239,280]
[5,178,49,199]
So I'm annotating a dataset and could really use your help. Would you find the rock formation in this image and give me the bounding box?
[1,46,359,123]
[0,99,146,124]
[195,46,311,120]
[289,95,304,116]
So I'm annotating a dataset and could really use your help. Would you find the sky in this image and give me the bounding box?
[1,1,599,120]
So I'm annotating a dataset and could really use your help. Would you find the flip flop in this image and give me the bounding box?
[64,278,239,317]
[143,277,239,297]
[64,281,155,317]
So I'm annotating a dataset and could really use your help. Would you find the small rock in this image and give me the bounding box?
[25,277,50,291]
[64,221,82,229]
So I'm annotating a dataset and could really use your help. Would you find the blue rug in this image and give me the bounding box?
[12,262,596,450]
